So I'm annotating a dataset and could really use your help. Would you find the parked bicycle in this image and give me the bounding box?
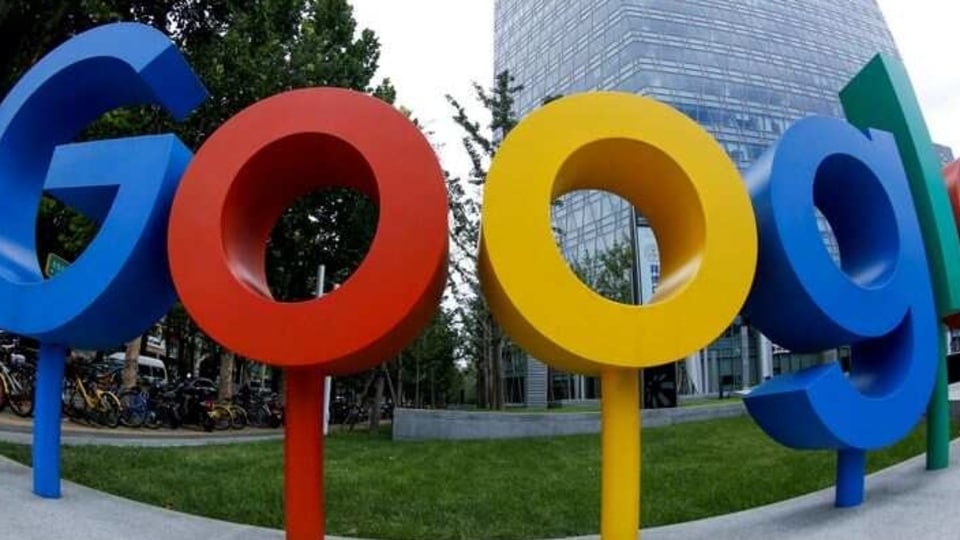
[116,385,149,429]
[237,384,283,428]
[143,381,182,429]
[0,339,34,417]
[62,365,122,428]
[0,341,286,433]
[176,377,232,432]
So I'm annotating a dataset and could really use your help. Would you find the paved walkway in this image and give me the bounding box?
[3,439,960,539]
[643,440,960,539]
[0,455,291,539]
[0,411,282,447]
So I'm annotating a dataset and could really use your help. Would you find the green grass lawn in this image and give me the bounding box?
[0,416,953,540]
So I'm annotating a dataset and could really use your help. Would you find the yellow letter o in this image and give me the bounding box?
[480,92,757,374]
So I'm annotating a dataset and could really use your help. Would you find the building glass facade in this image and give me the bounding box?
[494,0,904,403]
[935,143,955,168]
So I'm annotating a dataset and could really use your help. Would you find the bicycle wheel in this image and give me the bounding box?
[118,390,147,428]
[0,374,8,412]
[164,404,182,429]
[97,392,122,428]
[143,409,161,429]
[8,374,33,417]
[268,406,283,429]
[209,404,233,431]
[229,406,247,430]
[148,404,174,429]
[60,383,71,416]
[201,411,215,432]
[250,404,269,428]
[63,387,86,420]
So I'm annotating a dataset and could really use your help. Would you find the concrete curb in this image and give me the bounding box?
[393,402,746,440]
[0,424,282,447]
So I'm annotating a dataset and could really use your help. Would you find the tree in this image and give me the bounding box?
[2,2,393,389]
[570,240,635,304]
[218,351,235,400]
[121,336,141,390]
[398,308,459,408]
[445,72,562,409]
[0,2,203,98]
[163,302,198,378]
[446,70,524,410]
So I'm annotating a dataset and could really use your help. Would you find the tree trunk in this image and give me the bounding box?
[495,334,502,407]
[492,341,501,409]
[383,364,398,404]
[476,360,485,409]
[415,356,421,409]
[218,351,235,401]
[187,321,199,377]
[482,312,505,410]
[236,357,247,386]
[369,372,385,432]
[122,336,141,390]
[275,367,286,404]
[483,317,495,408]
[397,355,404,406]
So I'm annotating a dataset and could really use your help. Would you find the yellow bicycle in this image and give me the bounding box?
[63,371,122,428]
[219,400,248,430]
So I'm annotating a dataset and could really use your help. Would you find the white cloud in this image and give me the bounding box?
[350,0,495,180]
[877,0,960,157]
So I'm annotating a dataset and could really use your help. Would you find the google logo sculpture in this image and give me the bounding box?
[2,21,960,540]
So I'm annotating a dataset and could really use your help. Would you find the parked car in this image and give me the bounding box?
[106,353,169,386]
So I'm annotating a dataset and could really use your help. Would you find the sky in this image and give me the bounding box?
[350,1,494,181]
[878,1,960,155]
[350,0,960,180]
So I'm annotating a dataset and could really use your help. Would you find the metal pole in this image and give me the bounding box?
[630,211,644,408]
[740,323,751,390]
[600,367,640,539]
[928,324,951,470]
[630,210,642,306]
[316,265,332,437]
[757,333,773,381]
[700,349,708,395]
[285,367,325,537]
[33,342,66,498]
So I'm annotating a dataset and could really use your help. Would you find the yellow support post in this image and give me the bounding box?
[601,368,640,540]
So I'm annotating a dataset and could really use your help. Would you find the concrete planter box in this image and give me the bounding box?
[392,401,746,441]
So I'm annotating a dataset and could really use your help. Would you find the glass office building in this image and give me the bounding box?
[494,0,903,405]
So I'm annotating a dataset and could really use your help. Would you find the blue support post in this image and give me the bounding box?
[835,448,866,507]
[32,342,66,498]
